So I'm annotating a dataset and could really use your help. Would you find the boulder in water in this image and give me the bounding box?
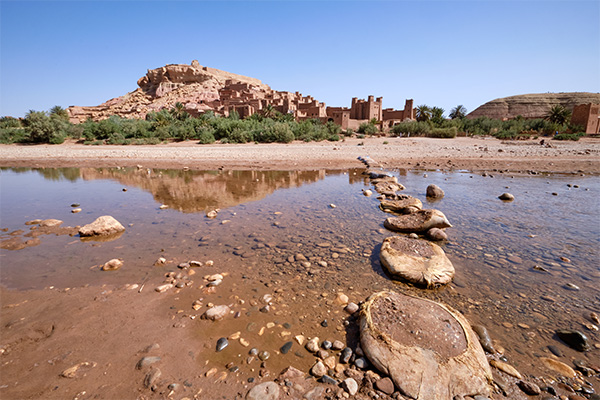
[360,291,493,399]
[384,209,451,233]
[379,196,422,215]
[79,216,125,237]
[380,236,454,287]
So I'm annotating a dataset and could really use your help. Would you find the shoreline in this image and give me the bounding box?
[1,136,599,174]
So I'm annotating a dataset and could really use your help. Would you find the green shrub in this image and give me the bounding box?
[196,127,216,144]
[427,127,457,138]
[358,122,378,135]
[257,122,294,143]
[391,121,431,136]
[0,127,27,144]
[106,132,129,145]
[0,116,22,128]
[553,132,585,141]
[23,110,68,144]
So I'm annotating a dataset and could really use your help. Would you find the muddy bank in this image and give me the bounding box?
[1,137,599,174]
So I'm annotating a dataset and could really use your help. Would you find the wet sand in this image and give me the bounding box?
[1,139,599,400]
[1,136,599,174]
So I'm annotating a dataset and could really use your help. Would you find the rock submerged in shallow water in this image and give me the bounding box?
[380,236,454,287]
[379,196,422,215]
[40,219,63,227]
[498,193,515,201]
[556,329,590,352]
[426,227,448,241]
[374,181,405,194]
[360,291,492,399]
[101,258,123,271]
[384,209,451,233]
[79,216,125,236]
[426,184,445,199]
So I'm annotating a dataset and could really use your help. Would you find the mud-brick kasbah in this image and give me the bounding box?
[67,60,600,134]
[67,60,414,131]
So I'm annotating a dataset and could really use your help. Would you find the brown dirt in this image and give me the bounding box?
[1,136,599,174]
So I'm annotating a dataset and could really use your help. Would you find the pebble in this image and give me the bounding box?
[203,305,230,321]
[490,359,522,379]
[71,203,80,207]
[320,319,328,327]
[258,351,270,361]
[321,340,332,350]
[294,335,305,345]
[71,208,82,213]
[344,303,359,314]
[548,345,563,357]
[336,293,349,305]
[136,356,161,369]
[375,377,395,395]
[590,312,600,324]
[556,330,590,352]
[363,190,373,197]
[340,348,353,364]
[342,378,359,395]
[320,375,338,385]
[565,283,580,291]
[329,204,336,208]
[155,284,173,293]
[60,361,97,378]
[540,357,576,377]
[144,368,161,388]
[280,341,293,354]
[311,360,327,377]
[246,381,280,400]
[332,340,345,351]
[498,193,515,201]
[324,355,336,369]
[518,381,541,395]
[354,357,368,369]
[101,258,123,271]
[216,337,228,352]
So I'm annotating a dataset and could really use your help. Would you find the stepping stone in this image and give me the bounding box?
[384,209,451,233]
[379,235,454,287]
[379,196,422,215]
[360,291,492,400]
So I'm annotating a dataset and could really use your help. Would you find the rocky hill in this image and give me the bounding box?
[67,60,270,123]
[466,92,600,120]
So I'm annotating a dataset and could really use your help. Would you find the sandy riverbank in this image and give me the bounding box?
[1,136,599,174]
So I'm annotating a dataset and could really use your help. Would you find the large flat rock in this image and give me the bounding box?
[360,291,493,400]
[379,235,454,287]
[383,209,451,233]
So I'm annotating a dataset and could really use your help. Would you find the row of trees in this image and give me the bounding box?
[0,103,584,145]
[0,104,345,145]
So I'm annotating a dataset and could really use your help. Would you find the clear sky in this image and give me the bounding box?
[1,0,599,118]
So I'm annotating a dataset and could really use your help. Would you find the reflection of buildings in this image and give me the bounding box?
[78,168,334,213]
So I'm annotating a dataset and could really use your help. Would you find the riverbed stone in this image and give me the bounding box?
[426,184,445,199]
[342,378,359,395]
[203,305,230,321]
[360,291,492,399]
[40,219,63,227]
[379,196,423,215]
[384,209,452,233]
[380,236,455,287]
[426,228,448,241]
[101,258,123,271]
[79,215,125,236]
[246,381,280,400]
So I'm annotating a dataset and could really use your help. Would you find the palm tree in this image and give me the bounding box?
[430,106,445,124]
[415,105,432,122]
[49,105,69,121]
[449,105,467,120]
[170,102,189,121]
[545,105,571,125]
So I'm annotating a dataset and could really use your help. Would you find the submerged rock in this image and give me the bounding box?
[379,196,423,215]
[360,291,492,399]
[426,184,445,199]
[556,329,590,352]
[426,228,448,241]
[384,209,451,233]
[40,219,63,227]
[498,193,515,201]
[374,181,405,194]
[101,258,123,271]
[380,236,454,287]
[79,216,125,237]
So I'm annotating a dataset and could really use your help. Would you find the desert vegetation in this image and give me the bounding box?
[0,103,588,145]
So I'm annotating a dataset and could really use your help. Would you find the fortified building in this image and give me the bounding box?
[67,60,415,131]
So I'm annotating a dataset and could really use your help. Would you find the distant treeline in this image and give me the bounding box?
[0,104,585,144]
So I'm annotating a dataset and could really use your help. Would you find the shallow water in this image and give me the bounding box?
[1,166,599,380]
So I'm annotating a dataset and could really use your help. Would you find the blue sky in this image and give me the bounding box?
[1,0,599,118]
